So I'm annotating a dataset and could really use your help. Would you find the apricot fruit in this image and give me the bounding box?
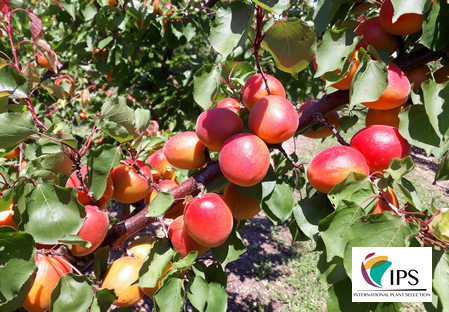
[223,183,261,220]
[111,161,151,204]
[219,133,271,187]
[141,263,172,300]
[405,64,429,92]
[365,106,402,128]
[242,74,286,111]
[249,95,299,144]
[55,75,75,97]
[146,149,175,182]
[379,0,423,36]
[361,62,410,110]
[3,147,19,159]
[183,193,233,248]
[66,165,114,208]
[0,209,17,229]
[355,17,398,55]
[147,179,185,219]
[307,146,370,194]
[70,205,109,257]
[35,52,60,70]
[216,98,241,113]
[299,101,340,139]
[313,50,360,90]
[128,236,155,261]
[350,125,411,173]
[23,254,72,312]
[196,107,244,151]
[163,131,206,170]
[168,216,209,257]
[102,257,145,307]
[373,187,399,214]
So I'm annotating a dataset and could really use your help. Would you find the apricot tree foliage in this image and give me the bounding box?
[1,0,449,311]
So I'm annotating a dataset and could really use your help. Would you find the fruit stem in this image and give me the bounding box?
[378,191,403,217]
[314,113,349,146]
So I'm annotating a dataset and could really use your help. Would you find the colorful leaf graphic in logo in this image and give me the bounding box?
[361,253,392,287]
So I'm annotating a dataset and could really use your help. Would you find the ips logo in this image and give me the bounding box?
[352,247,432,302]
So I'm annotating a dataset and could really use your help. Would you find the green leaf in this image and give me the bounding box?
[210,2,254,59]
[0,66,28,99]
[21,182,85,244]
[90,289,117,312]
[313,0,354,34]
[262,18,316,79]
[317,252,347,284]
[101,121,134,142]
[136,238,176,288]
[252,0,288,14]
[339,115,359,133]
[319,200,365,261]
[0,113,36,149]
[211,224,246,268]
[350,59,388,108]
[172,250,198,271]
[432,250,449,311]
[0,272,35,312]
[384,157,415,181]
[22,64,41,92]
[50,274,94,312]
[293,193,335,239]
[343,213,419,279]
[42,84,66,99]
[30,169,59,184]
[0,228,37,306]
[328,173,376,211]
[391,0,429,23]
[0,192,13,212]
[93,246,110,280]
[398,104,441,156]
[100,97,137,139]
[154,278,185,312]
[193,64,222,111]
[204,283,227,312]
[61,0,77,19]
[187,275,209,312]
[81,3,98,21]
[235,165,277,204]
[261,181,294,223]
[85,145,121,201]
[395,177,425,212]
[58,234,92,249]
[420,0,449,51]
[435,151,449,183]
[146,192,175,217]
[422,80,449,138]
[134,108,152,132]
[314,29,359,79]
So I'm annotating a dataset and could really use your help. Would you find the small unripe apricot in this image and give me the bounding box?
[223,183,261,220]
[249,95,299,144]
[350,125,411,173]
[307,146,370,194]
[219,133,271,187]
[196,108,244,151]
[299,102,340,139]
[361,62,410,110]
[163,131,206,170]
[102,257,145,307]
[242,74,286,111]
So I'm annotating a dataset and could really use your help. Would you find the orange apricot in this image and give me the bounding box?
[168,216,209,257]
[223,183,261,220]
[163,131,206,170]
[3,147,19,159]
[216,98,241,113]
[379,0,424,36]
[128,236,155,261]
[355,17,398,55]
[111,161,151,204]
[365,106,402,128]
[146,149,175,183]
[242,74,286,111]
[404,64,429,92]
[373,187,399,214]
[0,209,17,229]
[55,75,75,97]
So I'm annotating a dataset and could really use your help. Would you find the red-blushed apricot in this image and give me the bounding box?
[355,17,398,55]
[0,209,17,229]
[219,133,271,187]
[146,149,175,183]
[102,257,145,307]
[141,263,172,300]
[361,62,410,110]
[405,64,430,92]
[248,95,299,144]
[163,131,206,170]
[55,75,75,97]
[313,50,360,90]
[23,254,72,312]
[434,66,449,84]
[196,108,244,151]
[373,187,399,214]
[216,98,241,113]
[70,205,109,257]
[66,165,114,208]
[3,147,19,159]
[223,183,261,220]
[128,236,155,261]
[379,0,424,36]
[111,161,151,204]
[350,125,411,173]
[299,101,340,139]
[307,146,370,194]
[168,216,209,257]
[242,74,286,111]
[365,106,402,128]
[183,193,233,248]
